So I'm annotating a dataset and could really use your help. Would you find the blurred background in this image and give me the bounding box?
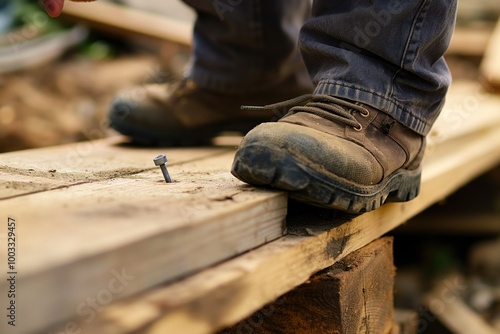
[0,0,499,152]
[0,0,195,152]
[0,1,499,332]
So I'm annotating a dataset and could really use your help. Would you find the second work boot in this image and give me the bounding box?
[231,95,426,214]
[108,74,312,146]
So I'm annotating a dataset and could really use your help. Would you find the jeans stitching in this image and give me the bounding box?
[389,0,429,100]
[317,79,432,135]
[399,0,429,67]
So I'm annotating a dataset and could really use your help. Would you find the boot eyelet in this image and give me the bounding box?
[353,124,363,131]
[360,109,370,117]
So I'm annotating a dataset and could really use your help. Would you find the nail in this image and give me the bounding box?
[153,154,172,183]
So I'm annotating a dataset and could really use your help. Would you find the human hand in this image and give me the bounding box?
[42,0,96,18]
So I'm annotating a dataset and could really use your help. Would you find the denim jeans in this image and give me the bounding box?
[182,0,457,136]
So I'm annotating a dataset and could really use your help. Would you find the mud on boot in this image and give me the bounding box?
[231,95,425,214]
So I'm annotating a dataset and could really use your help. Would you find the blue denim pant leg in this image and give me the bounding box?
[300,0,458,135]
[181,0,310,94]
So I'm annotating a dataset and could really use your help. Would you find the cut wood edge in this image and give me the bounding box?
[80,127,500,334]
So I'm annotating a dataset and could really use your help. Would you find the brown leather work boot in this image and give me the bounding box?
[108,75,312,146]
[231,95,425,213]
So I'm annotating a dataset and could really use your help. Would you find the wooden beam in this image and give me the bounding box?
[219,237,395,334]
[428,80,500,146]
[480,17,500,89]
[61,1,193,46]
[0,152,287,334]
[79,126,500,334]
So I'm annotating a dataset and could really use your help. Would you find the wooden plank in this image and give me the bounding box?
[480,17,500,89]
[61,1,192,46]
[0,171,65,199]
[428,80,500,147]
[0,136,229,199]
[219,237,395,334]
[422,276,498,334]
[79,126,500,334]
[0,151,287,334]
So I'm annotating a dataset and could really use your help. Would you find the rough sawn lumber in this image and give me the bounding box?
[82,127,500,334]
[0,151,287,334]
[220,237,395,334]
[0,136,228,199]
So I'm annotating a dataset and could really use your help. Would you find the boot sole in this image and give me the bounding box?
[231,143,421,214]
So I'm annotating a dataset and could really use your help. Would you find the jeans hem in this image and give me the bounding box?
[315,80,436,136]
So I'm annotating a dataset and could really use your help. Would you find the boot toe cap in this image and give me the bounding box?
[234,122,383,186]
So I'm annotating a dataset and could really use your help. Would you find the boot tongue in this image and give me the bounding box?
[43,0,65,17]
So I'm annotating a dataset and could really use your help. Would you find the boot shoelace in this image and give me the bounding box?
[242,94,370,131]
